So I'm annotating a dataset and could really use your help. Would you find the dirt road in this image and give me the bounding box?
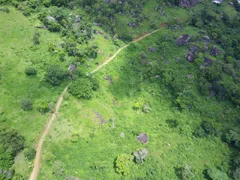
[29,24,167,180]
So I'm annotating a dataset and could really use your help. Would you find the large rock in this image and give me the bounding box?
[180,0,201,8]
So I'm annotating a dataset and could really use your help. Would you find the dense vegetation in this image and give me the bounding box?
[0,0,239,179]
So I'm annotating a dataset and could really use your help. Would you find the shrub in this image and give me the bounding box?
[204,168,228,180]
[177,165,195,180]
[224,130,240,148]
[115,154,133,175]
[36,100,50,114]
[24,147,36,161]
[20,98,33,111]
[33,31,40,45]
[68,78,94,99]
[25,67,37,76]
[194,121,216,138]
[45,65,67,86]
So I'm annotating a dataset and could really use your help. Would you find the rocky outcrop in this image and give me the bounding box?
[180,0,201,8]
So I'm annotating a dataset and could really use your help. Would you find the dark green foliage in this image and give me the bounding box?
[224,130,240,148]
[0,7,10,13]
[68,77,96,99]
[45,65,67,86]
[194,121,216,138]
[20,98,33,111]
[0,128,25,169]
[166,119,179,128]
[25,67,37,76]
[24,147,36,161]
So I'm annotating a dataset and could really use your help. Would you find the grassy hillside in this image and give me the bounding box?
[39,26,238,179]
[0,0,240,179]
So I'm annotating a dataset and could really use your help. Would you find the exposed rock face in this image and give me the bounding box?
[176,34,191,46]
[180,0,201,7]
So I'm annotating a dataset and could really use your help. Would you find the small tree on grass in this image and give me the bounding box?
[36,100,50,114]
[24,147,36,161]
[68,78,94,99]
[25,67,37,76]
[45,65,67,86]
[115,154,134,175]
[177,165,195,180]
[21,98,33,111]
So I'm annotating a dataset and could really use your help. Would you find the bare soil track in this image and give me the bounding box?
[29,23,167,180]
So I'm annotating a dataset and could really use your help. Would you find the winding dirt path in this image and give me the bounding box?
[29,85,69,180]
[29,23,167,180]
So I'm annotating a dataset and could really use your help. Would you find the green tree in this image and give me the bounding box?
[24,147,36,161]
[68,78,94,99]
[45,65,67,86]
[20,98,33,111]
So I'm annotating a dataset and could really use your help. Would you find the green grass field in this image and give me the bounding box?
[1,2,239,179]
[39,27,236,179]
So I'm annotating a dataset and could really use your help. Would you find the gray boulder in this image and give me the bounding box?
[133,148,148,164]
[176,34,191,46]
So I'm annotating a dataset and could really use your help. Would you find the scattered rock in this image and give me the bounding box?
[46,16,56,22]
[95,112,107,125]
[104,76,113,84]
[133,148,148,164]
[74,15,81,23]
[180,0,201,8]
[185,46,198,62]
[202,35,210,44]
[68,64,76,72]
[128,22,139,28]
[203,57,213,66]
[176,34,191,46]
[210,46,222,56]
[185,51,195,62]
[136,133,148,144]
[212,0,223,4]
[175,57,180,62]
[148,46,157,53]
[93,22,101,26]
[190,46,198,53]
[35,25,47,29]
[202,45,208,53]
